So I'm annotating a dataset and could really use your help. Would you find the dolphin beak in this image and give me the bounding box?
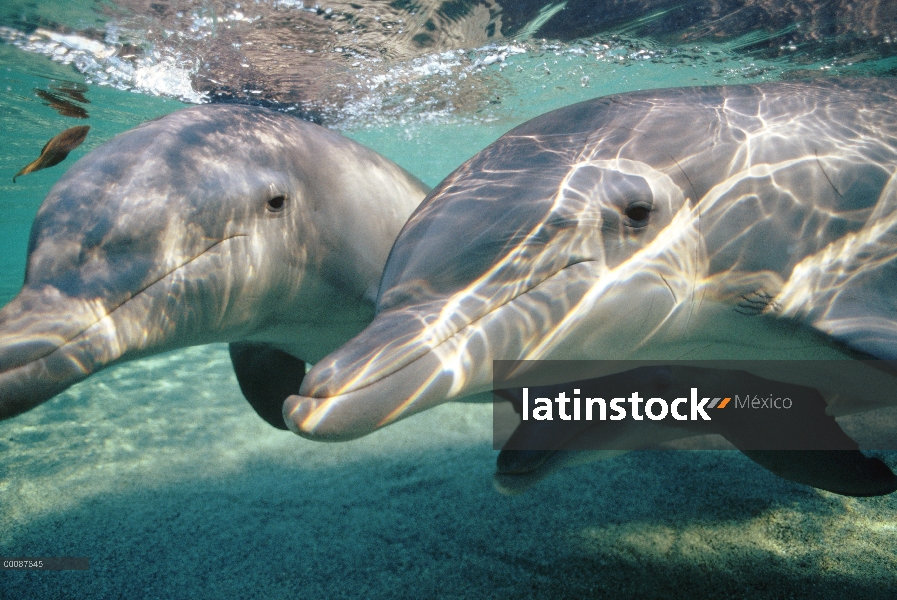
[0,233,252,421]
[283,335,464,440]
[0,279,199,420]
[0,283,198,420]
[0,287,117,419]
[283,278,526,439]
[279,294,451,438]
[283,261,605,440]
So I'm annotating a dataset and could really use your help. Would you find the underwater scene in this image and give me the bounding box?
[2,1,897,597]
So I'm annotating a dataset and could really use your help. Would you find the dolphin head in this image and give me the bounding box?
[0,104,427,419]
[285,80,897,439]
[285,92,704,439]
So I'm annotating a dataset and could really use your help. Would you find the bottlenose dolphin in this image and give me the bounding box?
[284,78,897,492]
[0,104,428,427]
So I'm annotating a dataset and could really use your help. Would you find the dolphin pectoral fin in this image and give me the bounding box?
[725,404,897,497]
[493,388,577,494]
[228,342,306,430]
[707,375,897,496]
[740,450,897,497]
[493,367,677,493]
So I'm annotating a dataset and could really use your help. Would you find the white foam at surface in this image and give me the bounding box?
[0,3,871,128]
[0,26,208,103]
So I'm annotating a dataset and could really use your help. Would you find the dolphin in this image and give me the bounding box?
[283,78,897,493]
[0,104,429,428]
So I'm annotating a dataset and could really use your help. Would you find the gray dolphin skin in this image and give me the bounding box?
[284,78,897,474]
[0,104,428,426]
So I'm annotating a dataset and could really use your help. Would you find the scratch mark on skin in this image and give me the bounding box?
[674,343,715,360]
[816,149,844,198]
[659,273,676,301]
[670,154,698,203]
[735,291,776,315]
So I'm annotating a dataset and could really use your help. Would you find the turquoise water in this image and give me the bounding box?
[6,8,894,304]
[3,2,897,598]
[0,45,183,304]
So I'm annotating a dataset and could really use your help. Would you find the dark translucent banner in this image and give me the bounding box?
[492,361,897,451]
[1,557,90,570]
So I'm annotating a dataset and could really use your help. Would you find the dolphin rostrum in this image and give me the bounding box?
[283,78,897,493]
[0,104,428,427]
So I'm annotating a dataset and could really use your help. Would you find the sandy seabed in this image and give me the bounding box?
[1,344,896,599]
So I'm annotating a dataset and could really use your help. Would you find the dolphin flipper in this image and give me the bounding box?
[229,342,306,430]
[741,450,897,497]
[708,373,897,496]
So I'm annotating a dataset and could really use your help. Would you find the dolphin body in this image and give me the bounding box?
[0,104,429,427]
[284,78,897,494]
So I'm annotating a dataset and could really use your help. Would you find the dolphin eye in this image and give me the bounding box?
[266,195,287,212]
[624,204,651,225]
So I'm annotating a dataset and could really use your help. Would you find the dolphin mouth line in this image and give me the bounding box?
[308,259,597,399]
[2,234,247,373]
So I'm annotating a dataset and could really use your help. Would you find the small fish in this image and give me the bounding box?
[50,81,90,104]
[34,89,89,119]
[13,126,90,182]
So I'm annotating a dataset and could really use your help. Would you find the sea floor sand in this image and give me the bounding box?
[2,344,896,599]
